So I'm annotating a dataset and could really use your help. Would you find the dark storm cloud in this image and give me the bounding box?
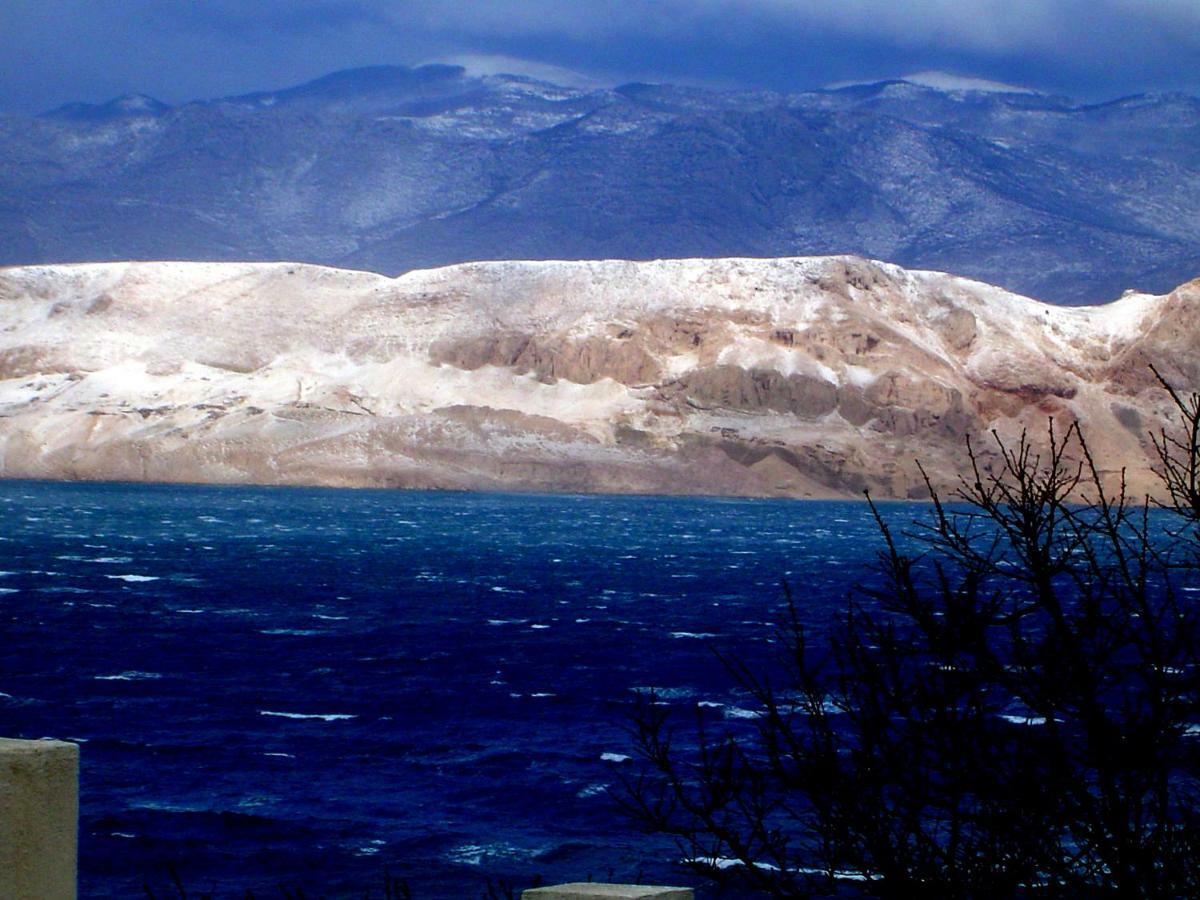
[168,0,390,35]
[1,1,1197,113]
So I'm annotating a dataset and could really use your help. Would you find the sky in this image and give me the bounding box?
[2,0,1199,114]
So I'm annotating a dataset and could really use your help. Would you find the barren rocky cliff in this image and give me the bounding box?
[0,256,1196,499]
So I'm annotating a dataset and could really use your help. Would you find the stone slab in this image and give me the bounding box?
[522,884,693,900]
[0,737,79,900]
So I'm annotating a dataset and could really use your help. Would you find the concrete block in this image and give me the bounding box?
[522,885,693,900]
[0,737,79,900]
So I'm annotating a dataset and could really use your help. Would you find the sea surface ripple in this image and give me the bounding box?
[0,480,913,896]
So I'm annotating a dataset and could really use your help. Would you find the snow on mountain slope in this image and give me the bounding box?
[0,257,1195,498]
[901,71,1036,94]
[5,65,1199,305]
[826,71,1035,94]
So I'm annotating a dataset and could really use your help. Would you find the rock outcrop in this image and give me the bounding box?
[0,256,1195,499]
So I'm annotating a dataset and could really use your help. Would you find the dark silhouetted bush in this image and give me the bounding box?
[624,370,1200,897]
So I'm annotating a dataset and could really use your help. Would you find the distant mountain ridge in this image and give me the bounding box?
[2,64,1198,305]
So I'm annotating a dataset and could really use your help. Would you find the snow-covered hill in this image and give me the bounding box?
[1,257,1195,498]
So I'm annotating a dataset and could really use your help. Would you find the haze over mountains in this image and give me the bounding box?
[2,257,1195,499]
[3,64,1199,305]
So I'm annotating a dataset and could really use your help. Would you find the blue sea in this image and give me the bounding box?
[0,480,916,897]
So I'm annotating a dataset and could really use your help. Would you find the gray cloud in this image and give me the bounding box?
[344,0,1200,57]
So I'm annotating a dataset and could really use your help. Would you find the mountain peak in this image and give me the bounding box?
[226,64,473,109]
[43,92,170,121]
[900,71,1037,94]
[431,54,602,90]
[825,71,1038,95]
[297,64,467,92]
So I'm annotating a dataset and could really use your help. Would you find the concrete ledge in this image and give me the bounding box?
[522,885,693,900]
[0,737,79,900]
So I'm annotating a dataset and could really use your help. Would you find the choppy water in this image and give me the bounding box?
[0,480,911,897]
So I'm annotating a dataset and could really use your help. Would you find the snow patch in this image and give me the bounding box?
[902,71,1036,94]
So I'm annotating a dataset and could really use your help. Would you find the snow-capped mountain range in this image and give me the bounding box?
[2,65,1198,305]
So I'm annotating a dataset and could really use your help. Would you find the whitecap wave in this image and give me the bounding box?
[998,714,1048,726]
[684,857,867,880]
[259,710,356,721]
[446,842,526,866]
[723,707,765,720]
[105,574,160,583]
[630,685,696,700]
[685,856,781,872]
[94,671,162,681]
[259,628,321,636]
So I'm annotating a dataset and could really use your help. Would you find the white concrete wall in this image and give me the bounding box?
[0,738,79,900]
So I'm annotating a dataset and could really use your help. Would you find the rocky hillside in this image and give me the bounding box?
[0,257,1196,498]
[2,65,1199,305]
